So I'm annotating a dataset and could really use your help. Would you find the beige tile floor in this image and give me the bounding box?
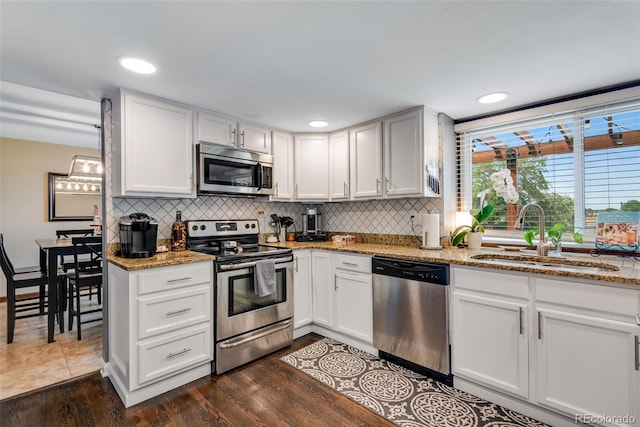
[0,300,103,400]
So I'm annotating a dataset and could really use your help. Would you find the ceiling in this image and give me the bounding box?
[1,1,639,146]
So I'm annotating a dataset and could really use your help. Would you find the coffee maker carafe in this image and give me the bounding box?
[118,212,158,258]
[303,208,321,234]
[297,208,327,241]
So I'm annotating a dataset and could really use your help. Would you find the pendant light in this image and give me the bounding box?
[68,125,103,181]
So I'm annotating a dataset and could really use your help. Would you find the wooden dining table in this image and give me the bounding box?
[35,237,97,343]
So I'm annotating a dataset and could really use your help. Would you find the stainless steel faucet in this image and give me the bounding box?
[513,203,551,256]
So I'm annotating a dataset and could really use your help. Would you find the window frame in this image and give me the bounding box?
[455,90,640,246]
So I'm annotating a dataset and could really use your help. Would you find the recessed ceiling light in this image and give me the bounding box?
[477,92,509,104]
[308,120,328,128]
[118,57,157,74]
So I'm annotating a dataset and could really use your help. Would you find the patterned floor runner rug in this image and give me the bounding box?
[281,337,548,427]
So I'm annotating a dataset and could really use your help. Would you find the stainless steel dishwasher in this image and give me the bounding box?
[372,256,451,385]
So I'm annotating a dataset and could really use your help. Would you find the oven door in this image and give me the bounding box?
[216,255,293,341]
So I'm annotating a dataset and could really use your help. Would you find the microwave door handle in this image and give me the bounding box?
[256,163,263,191]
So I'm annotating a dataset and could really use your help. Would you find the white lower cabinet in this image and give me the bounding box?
[452,291,529,399]
[311,251,333,328]
[533,278,640,426]
[452,266,640,427]
[106,261,213,407]
[333,253,373,344]
[293,250,312,330]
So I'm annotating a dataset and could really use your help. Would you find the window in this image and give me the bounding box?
[456,99,640,244]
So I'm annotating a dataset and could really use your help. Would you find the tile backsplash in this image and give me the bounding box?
[107,197,443,243]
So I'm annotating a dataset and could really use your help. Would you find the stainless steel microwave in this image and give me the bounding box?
[196,143,274,196]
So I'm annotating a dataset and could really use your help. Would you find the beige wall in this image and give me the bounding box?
[0,137,99,297]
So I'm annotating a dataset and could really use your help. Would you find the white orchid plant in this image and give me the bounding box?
[451,168,519,246]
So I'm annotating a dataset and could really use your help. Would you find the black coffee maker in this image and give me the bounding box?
[118,213,158,258]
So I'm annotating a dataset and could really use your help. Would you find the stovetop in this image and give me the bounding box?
[185,219,292,262]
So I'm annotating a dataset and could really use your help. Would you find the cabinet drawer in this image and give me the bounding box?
[137,285,212,339]
[333,253,371,273]
[137,324,212,387]
[137,262,212,295]
[453,267,529,299]
[535,277,639,316]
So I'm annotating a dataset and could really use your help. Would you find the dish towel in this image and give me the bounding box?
[254,259,276,297]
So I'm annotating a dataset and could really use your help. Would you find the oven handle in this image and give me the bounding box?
[218,320,292,349]
[218,255,293,271]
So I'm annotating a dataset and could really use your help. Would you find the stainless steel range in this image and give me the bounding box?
[186,219,293,374]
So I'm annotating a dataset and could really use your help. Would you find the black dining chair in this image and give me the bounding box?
[67,236,103,340]
[55,229,100,303]
[0,233,53,343]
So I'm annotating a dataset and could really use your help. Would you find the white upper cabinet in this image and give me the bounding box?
[112,90,195,198]
[271,131,294,201]
[195,112,271,154]
[383,107,440,198]
[238,122,271,154]
[329,130,350,200]
[196,112,236,147]
[384,109,423,197]
[294,134,329,200]
[350,121,383,199]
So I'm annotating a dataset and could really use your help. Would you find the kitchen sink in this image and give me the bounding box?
[470,254,620,272]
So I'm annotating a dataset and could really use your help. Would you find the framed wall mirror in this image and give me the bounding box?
[48,172,102,221]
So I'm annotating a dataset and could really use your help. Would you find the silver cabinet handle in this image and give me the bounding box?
[275,182,279,197]
[635,336,639,371]
[295,184,298,198]
[334,274,338,291]
[376,178,381,196]
[231,128,236,144]
[166,348,191,359]
[519,307,524,335]
[385,177,389,195]
[342,262,358,267]
[295,256,299,272]
[166,307,191,316]
[537,311,542,340]
[240,130,245,147]
[167,276,192,283]
[343,182,348,198]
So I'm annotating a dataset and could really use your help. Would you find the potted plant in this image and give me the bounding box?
[451,169,519,249]
[523,223,583,257]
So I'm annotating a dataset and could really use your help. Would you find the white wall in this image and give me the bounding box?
[0,137,99,297]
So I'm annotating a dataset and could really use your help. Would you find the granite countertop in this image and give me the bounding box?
[266,241,640,287]
[107,247,214,271]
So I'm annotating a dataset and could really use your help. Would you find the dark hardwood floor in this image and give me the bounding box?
[0,333,394,426]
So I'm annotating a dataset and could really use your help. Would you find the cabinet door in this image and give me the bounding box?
[334,271,373,344]
[239,122,271,154]
[271,131,294,200]
[329,130,350,200]
[121,93,194,196]
[536,308,640,422]
[350,122,382,199]
[293,251,313,328]
[384,110,422,197]
[295,135,329,200]
[451,291,529,399]
[311,251,333,328]
[196,112,236,146]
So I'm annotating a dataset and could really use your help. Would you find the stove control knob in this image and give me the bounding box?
[191,225,198,231]
[245,224,250,229]
[251,224,256,228]
[200,225,206,230]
